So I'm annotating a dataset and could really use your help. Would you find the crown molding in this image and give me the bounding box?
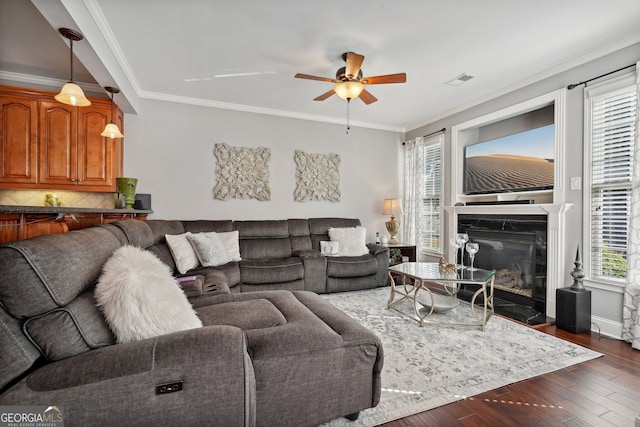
[0,70,103,94]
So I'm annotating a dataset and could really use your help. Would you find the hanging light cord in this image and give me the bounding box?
[68,38,74,82]
[109,92,115,122]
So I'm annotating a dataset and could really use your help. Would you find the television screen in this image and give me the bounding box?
[464,124,555,195]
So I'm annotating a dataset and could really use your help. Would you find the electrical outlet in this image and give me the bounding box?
[570,177,581,191]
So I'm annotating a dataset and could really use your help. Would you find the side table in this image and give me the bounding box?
[386,243,417,264]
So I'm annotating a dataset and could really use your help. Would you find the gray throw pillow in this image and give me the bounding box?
[188,232,232,267]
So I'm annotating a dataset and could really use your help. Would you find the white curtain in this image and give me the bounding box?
[402,137,426,248]
[623,61,640,350]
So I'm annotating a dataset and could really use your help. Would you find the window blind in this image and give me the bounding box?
[589,85,636,279]
[421,139,442,251]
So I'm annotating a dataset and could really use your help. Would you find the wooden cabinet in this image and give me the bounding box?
[0,85,123,192]
[0,96,38,184]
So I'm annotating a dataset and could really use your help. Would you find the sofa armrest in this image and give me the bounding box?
[294,250,327,293]
[367,243,390,257]
[0,326,256,427]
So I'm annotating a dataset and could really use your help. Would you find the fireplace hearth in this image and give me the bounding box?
[457,214,550,325]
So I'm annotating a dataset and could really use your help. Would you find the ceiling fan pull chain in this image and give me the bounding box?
[346,99,351,134]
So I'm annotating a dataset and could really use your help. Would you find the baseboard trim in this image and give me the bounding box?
[591,315,623,339]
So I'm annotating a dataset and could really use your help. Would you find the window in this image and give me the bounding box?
[421,136,443,251]
[585,74,636,282]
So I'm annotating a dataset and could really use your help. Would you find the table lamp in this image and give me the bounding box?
[383,198,403,244]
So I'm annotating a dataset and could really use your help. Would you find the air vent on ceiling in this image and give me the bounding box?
[446,73,474,87]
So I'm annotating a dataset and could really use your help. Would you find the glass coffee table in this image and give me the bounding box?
[387,262,495,330]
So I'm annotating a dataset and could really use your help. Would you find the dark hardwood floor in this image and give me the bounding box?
[379,324,640,427]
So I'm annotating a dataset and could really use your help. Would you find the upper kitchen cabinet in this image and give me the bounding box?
[0,86,123,192]
[0,95,38,184]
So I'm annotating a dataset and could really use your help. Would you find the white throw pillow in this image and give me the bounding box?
[95,246,203,344]
[320,240,340,256]
[217,230,242,261]
[328,226,369,256]
[188,232,233,267]
[165,232,199,274]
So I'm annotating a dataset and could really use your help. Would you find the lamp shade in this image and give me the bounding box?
[334,81,364,100]
[382,199,404,216]
[55,82,91,107]
[100,122,124,139]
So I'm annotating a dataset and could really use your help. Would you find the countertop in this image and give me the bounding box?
[0,205,153,215]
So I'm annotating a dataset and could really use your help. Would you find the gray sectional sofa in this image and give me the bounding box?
[145,217,389,293]
[0,218,385,427]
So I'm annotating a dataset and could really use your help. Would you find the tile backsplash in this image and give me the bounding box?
[0,190,116,208]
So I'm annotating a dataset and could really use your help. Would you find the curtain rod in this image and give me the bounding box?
[402,127,446,145]
[567,63,635,90]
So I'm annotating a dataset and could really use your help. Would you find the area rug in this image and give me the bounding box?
[321,287,602,426]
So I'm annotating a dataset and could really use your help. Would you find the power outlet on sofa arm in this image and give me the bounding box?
[155,381,183,395]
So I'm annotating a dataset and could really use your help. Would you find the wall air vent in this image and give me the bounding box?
[446,73,475,87]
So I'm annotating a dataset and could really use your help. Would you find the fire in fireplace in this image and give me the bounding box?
[457,214,548,324]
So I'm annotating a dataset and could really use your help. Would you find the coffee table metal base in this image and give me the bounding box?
[387,269,495,330]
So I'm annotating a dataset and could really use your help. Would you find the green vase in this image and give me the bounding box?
[116,177,138,208]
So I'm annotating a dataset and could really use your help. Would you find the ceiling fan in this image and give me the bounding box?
[295,52,406,104]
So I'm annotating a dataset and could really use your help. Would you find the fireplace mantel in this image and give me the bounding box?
[445,203,573,319]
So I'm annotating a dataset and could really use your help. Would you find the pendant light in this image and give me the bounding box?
[100,87,124,139]
[55,28,91,107]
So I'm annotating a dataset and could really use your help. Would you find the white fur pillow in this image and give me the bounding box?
[95,245,203,343]
[328,226,369,256]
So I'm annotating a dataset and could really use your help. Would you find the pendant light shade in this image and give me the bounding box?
[55,28,91,107]
[100,86,124,139]
[101,122,124,139]
[55,82,92,107]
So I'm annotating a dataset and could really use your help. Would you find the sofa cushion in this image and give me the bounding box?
[326,255,379,277]
[0,305,41,391]
[240,258,304,284]
[165,232,200,274]
[235,220,292,260]
[95,246,202,343]
[188,232,232,267]
[328,226,369,256]
[23,291,115,361]
[196,299,286,330]
[0,226,126,318]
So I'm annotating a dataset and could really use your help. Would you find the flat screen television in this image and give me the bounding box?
[463,124,555,195]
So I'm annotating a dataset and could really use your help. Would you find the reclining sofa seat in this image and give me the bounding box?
[0,219,383,426]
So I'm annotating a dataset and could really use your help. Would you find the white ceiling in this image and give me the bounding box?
[2,0,640,132]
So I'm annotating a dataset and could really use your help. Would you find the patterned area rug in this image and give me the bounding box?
[321,287,602,426]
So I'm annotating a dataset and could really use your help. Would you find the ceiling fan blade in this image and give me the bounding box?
[361,73,407,85]
[345,52,365,79]
[358,89,377,105]
[313,89,336,101]
[295,73,336,83]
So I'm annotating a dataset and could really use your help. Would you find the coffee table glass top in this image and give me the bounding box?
[389,262,494,283]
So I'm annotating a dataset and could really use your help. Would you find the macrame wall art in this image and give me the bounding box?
[213,143,271,201]
[294,150,341,202]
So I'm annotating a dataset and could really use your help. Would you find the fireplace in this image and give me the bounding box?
[457,214,548,324]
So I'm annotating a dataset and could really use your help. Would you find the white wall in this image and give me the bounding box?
[405,42,640,337]
[123,98,403,242]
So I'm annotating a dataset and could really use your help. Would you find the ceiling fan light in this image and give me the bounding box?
[55,82,92,107]
[100,122,124,139]
[334,81,364,100]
